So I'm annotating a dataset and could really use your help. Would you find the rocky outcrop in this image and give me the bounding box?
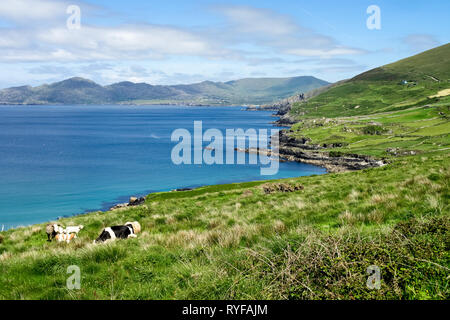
[278,131,322,150]
[235,140,385,173]
[273,93,305,115]
[175,188,193,192]
[246,94,305,113]
[386,148,419,156]
[277,130,385,172]
[278,145,385,173]
[261,183,304,194]
[236,128,386,173]
[128,196,145,206]
[274,113,298,126]
[110,203,128,210]
[110,196,145,210]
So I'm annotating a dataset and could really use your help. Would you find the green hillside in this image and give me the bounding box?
[357,43,450,82]
[0,46,448,300]
[288,98,450,157]
[290,44,450,118]
[224,77,330,103]
[0,149,447,299]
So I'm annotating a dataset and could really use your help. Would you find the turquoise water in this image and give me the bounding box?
[0,105,326,229]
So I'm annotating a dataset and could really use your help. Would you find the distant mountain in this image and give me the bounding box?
[0,76,329,106]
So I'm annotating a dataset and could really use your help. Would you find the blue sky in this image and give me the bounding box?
[0,0,448,88]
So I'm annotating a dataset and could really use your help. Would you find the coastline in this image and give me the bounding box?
[1,107,386,231]
[248,98,387,173]
[2,165,324,231]
[0,104,387,231]
[0,102,259,107]
[0,108,328,231]
[239,107,386,173]
[78,109,385,220]
[275,130,386,173]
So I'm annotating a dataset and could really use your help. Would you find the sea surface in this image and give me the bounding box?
[0,105,326,229]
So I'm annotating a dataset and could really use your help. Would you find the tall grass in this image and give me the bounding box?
[0,149,448,299]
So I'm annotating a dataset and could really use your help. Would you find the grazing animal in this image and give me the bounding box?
[94,221,141,243]
[55,232,76,243]
[45,224,83,242]
[45,223,64,242]
[64,225,84,237]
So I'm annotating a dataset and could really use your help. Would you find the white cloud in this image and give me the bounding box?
[0,29,30,48]
[0,0,70,22]
[285,47,366,58]
[0,24,228,62]
[0,3,366,64]
[40,25,220,55]
[215,5,365,59]
[217,5,299,36]
[293,58,357,65]
[313,65,367,74]
[28,64,72,75]
[0,3,370,85]
[403,34,440,52]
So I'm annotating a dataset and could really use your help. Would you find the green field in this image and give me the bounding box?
[290,44,450,119]
[288,99,450,157]
[0,44,449,300]
[0,149,448,299]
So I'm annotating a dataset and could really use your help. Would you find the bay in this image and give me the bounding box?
[0,105,326,229]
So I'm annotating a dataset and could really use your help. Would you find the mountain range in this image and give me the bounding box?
[0,76,329,106]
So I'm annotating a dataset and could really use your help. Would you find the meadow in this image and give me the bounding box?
[290,43,450,119]
[288,98,450,157]
[0,44,449,300]
[0,141,448,299]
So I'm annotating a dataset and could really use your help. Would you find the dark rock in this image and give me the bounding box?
[175,188,193,192]
[110,203,128,210]
[128,196,145,206]
[276,130,386,173]
[262,183,304,194]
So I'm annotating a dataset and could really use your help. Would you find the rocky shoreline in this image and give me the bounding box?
[235,124,386,173]
[276,131,386,173]
[245,90,387,173]
[94,105,386,215]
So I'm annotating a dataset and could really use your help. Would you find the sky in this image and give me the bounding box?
[0,0,448,88]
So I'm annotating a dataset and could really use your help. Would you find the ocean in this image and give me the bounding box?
[0,105,326,229]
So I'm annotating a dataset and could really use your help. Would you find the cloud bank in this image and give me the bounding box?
[0,1,374,86]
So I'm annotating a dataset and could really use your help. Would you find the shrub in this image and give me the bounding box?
[247,215,450,299]
[329,151,344,157]
[362,125,387,135]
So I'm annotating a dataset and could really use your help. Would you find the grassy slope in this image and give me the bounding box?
[290,44,450,119]
[0,151,448,299]
[0,46,449,300]
[288,98,450,157]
